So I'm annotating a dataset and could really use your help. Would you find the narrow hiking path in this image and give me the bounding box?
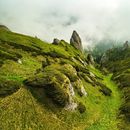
[87,74,122,130]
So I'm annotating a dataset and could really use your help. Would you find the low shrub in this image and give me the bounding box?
[77,102,86,113]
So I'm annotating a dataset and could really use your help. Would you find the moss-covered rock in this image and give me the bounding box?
[57,64,78,82]
[0,78,20,97]
[78,72,93,84]
[99,83,112,96]
[73,79,87,96]
[24,69,71,107]
[77,102,86,113]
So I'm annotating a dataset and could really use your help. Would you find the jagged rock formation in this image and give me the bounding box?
[70,30,83,51]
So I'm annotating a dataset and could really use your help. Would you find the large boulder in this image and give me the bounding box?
[24,70,71,107]
[70,30,83,51]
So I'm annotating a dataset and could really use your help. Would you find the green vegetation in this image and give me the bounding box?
[95,42,130,130]
[86,74,122,130]
[0,26,124,130]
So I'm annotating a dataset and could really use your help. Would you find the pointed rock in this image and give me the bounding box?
[123,41,129,50]
[70,30,83,51]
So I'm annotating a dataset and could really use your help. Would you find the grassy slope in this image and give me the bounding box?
[85,71,122,130]
[0,27,122,130]
[100,46,130,130]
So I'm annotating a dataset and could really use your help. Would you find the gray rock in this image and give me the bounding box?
[89,72,95,78]
[65,102,77,111]
[70,30,83,51]
[100,53,109,66]
[73,79,87,96]
[69,83,75,96]
[87,54,94,65]
[123,41,129,50]
[52,38,60,45]
[81,86,87,96]
[17,59,22,64]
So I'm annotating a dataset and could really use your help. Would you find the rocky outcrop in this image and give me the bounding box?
[70,30,83,51]
[52,38,60,45]
[24,63,88,110]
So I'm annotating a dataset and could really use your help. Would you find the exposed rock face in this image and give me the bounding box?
[123,41,129,50]
[52,38,60,45]
[70,30,83,51]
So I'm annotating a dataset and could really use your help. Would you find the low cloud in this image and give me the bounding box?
[0,0,130,47]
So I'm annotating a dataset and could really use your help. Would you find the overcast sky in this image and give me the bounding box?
[0,0,130,47]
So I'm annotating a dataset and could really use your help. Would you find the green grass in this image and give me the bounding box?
[0,27,124,130]
[86,74,122,130]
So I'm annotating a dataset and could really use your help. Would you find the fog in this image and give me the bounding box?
[0,0,130,47]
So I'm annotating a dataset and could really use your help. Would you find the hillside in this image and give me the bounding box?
[100,42,130,130]
[0,26,123,130]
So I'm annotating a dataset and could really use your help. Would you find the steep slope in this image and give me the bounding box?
[0,26,122,130]
[100,43,130,130]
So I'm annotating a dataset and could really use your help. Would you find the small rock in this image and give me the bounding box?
[18,59,22,64]
[69,83,75,96]
[52,38,60,45]
[81,86,87,96]
[65,102,77,111]
[87,54,94,65]
[123,41,129,50]
[89,72,95,78]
